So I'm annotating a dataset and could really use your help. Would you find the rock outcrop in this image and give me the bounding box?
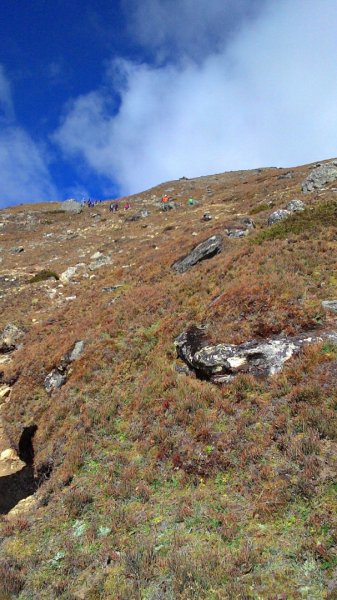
[89,252,112,271]
[0,324,24,354]
[44,340,85,393]
[175,326,337,383]
[302,161,337,192]
[61,200,82,214]
[267,209,290,226]
[322,300,337,313]
[286,199,305,212]
[172,235,223,273]
[60,263,87,283]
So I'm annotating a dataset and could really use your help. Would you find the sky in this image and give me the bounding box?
[1,0,337,208]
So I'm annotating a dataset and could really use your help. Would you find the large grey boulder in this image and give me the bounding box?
[175,326,337,383]
[0,324,24,353]
[267,209,290,225]
[172,235,223,273]
[302,161,337,193]
[62,200,82,214]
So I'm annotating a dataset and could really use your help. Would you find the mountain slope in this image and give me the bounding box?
[0,161,337,599]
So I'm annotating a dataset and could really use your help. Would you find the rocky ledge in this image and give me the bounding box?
[175,326,337,383]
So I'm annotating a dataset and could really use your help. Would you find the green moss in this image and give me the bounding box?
[249,202,271,215]
[252,200,337,243]
[29,270,59,283]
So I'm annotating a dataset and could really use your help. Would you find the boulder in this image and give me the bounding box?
[89,252,112,271]
[62,200,82,214]
[44,340,85,392]
[302,161,337,192]
[172,235,223,273]
[60,263,87,283]
[241,217,256,229]
[0,324,24,353]
[267,209,290,225]
[286,199,305,213]
[125,209,150,222]
[277,171,294,180]
[175,326,337,383]
[68,340,85,362]
[225,228,248,238]
[44,368,66,393]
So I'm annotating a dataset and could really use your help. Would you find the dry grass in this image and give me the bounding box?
[0,160,336,598]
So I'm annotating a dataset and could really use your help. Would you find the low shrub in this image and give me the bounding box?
[252,200,337,243]
[28,270,59,283]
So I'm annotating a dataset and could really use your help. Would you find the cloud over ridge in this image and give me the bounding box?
[0,66,57,208]
[55,0,337,196]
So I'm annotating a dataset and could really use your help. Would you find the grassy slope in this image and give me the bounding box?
[0,162,337,599]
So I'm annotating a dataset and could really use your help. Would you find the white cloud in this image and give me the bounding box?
[0,65,14,121]
[0,66,57,208]
[54,0,337,196]
[123,0,266,62]
[0,127,58,207]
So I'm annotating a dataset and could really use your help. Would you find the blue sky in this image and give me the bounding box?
[1,0,337,208]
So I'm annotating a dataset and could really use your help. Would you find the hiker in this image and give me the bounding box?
[162,194,170,204]
[109,203,118,213]
[188,197,195,206]
[124,202,130,210]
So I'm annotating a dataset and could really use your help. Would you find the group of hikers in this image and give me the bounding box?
[109,201,131,212]
[105,195,197,215]
[82,198,102,208]
[161,194,196,207]
[83,194,197,213]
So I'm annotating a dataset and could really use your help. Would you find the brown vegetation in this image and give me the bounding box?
[0,161,337,598]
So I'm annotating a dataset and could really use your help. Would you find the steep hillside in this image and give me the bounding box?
[0,160,337,599]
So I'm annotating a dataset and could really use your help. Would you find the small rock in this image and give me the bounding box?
[60,263,87,283]
[102,285,123,293]
[125,209,150,222]
[277,171,294,180]
[286,199,305,213]
[44,369,66,393]
[241,217,256,229]
[322,300,337,313]
[0,323,24,353]
[202,213,212,221]
[225,228,248,238]
[89,252,112,271]
[10,246,24,254]
[0,385,11,401]
[267,209,290,225]
[68,341,85,362]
